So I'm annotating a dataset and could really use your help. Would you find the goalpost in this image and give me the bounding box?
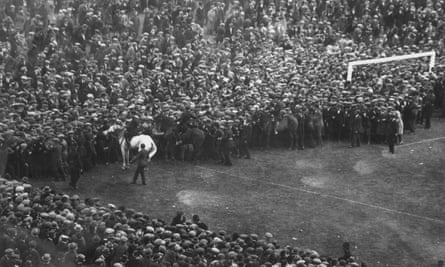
[346,51,436,82]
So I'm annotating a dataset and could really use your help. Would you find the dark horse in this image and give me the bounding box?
[304,108,324,148]
[176,127,205,163]
[311,108,324,147]
[253,111,275,149]
[274,113,299,150]
[155,115,205,162]
[154,114,178,160]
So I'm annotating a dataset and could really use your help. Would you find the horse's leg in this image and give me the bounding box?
[179,145,185,161]
[198,139,205,162]
[191,142,197,163]
[167,143,172,160]
[196,144,203,163]
[125,148,130,169]
[317,129,321,147]
[292,130,297,150]
[254,127,260,148]
[294,130,299,150]
[120,143,126,170]
[303,125,308,148]
[257,127,262,148]
[167,138,175,161]
[314,126,319,147]
[367,129,371,145]
[258,131,266,150]
[121,145,125,170]
[334,122,340,142]
[128,148,130,167]
[191,144,200,165]
[171,141,177,161]
[163,141,169,161]
[287,130,293,150]
[312,130,317,148]
[236,141,241,158]
[310,128,315,148]
[187,145,193,162]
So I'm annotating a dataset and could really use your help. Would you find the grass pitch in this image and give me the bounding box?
[35,118,445,266]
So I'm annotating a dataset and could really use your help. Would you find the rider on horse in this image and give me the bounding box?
[125,115,140,144]
[177,105,197,132]
[140,116,154,135]
[271,100,285,119]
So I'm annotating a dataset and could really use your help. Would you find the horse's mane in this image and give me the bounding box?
[103,124,125,136]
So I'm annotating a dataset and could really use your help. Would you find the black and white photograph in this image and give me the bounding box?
[0,0,444,266]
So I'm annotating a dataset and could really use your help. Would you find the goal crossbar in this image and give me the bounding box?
[347,51,436,81]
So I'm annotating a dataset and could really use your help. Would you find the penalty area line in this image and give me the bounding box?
[194,165,445,225]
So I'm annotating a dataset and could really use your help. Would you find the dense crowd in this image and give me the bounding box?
[1,0,445,179]
[0,0,444,266]
[0,178,366,267]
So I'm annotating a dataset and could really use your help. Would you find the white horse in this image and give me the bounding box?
[103,125,157,170]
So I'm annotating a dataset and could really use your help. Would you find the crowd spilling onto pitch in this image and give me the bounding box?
[1,0,445,177]
[0,178,365,267]
[1,0,445,265]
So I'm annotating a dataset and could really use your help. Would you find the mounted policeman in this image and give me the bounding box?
[177,104,197,132]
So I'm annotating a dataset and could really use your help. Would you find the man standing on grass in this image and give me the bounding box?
[423,90,435,129]
[220,121,235,166]
[350,109,363,147]
[387,111,398,154]
[131,143,149,185]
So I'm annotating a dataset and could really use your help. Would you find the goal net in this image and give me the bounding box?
[347,51,436,82]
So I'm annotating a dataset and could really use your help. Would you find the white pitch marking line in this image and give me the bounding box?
[194,165,445,225]
[398,136,445,148]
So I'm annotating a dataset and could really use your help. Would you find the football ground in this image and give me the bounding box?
[36,118,445,266]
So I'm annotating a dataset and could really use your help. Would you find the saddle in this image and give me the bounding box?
[124,127,140,145]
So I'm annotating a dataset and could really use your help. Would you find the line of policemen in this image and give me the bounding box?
[3,128,98,188]
[2,89,435,180]
[172,89,428,164]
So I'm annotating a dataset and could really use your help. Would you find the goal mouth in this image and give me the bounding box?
[347,51,436,82]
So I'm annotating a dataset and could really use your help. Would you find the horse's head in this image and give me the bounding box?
[103,124,123,136]
[258,111,274,130]
[274,112,290,134]
[176,128,191,145]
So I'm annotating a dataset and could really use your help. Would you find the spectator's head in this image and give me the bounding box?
[4,248,14,257]
[68,242,78,251]
[76,254,86,265]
